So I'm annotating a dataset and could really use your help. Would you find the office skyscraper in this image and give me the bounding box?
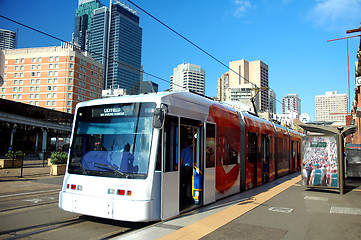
[73,0,104,51]
[170,63,205,95]
[106,2,142,94]
[75,0,142,94]
[0,29,16,49]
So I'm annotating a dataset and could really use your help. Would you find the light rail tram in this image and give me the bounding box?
[59,91,302,222]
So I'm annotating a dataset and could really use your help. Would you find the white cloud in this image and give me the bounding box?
[233,0,253,18]
[307,0,361,30]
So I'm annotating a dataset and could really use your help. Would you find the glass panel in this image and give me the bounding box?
[206,123,215,168]
[68,102,156,179]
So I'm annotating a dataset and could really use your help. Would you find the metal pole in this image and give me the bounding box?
[347,38,351,113]
[338,134,345,194]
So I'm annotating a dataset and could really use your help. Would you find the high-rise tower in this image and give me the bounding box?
[76,0,142,94]
[170,63,205,95]
[0,29,16,49]
[73,0,104,51]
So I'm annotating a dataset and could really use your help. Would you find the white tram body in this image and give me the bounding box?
[59,91,302,222]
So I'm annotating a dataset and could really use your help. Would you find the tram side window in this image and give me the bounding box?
[248,132,257,163]
[163,115,178,172]
[206,123,216,168]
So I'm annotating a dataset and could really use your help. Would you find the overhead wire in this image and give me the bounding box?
[124,0,283,106]
[0,14,184,90]
[1,5,283,106]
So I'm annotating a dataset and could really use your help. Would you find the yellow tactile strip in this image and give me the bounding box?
[159,175,300,240]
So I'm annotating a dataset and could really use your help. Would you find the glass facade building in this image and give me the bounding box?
[0,29,16,49]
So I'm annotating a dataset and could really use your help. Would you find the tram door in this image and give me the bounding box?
[179,119,203,211]
[161,115,179,220]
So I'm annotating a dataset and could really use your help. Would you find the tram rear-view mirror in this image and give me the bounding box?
[153,108,165,129]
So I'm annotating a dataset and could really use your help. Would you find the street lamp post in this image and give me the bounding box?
[327,29,361,114]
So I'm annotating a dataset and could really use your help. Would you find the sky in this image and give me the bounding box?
[1,0,361,121]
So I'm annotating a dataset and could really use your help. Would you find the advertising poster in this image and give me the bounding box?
[301,135,339,188]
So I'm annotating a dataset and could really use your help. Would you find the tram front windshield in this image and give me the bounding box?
[68,102,156,179]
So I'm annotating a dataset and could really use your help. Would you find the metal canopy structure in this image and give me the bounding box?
[298,123,357,138]
[298,123,357,194]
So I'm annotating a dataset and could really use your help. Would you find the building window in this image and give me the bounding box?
[15,66,19,71]
[48,78,52,84]
[49,64,53,69]
[54,63,58,69]
[54,71,58,76]
[18,94,22,99]
[55,56,59,61]
[32,58,36,63]
[19,73,23,78]
[29,94,33,99]
[67,93,72,99]
[67,101,71,106]
[69,63,74,68]
[18,87,22,92]
[35,86,39,91]
[19,80,23,85]
[14,73,18,78]
[69,71,73,76]
[49,56,53,62]
[20,65,24,70]
[15,59,19,64]
[53,78,58,83]
[37,64,41,70]
[30,87,34,92]
[36,72,40,77]
[52,93,57,98]
[48,71,53,76]
[68,78,73,83]
[13,94,16,99]
[37,57,42,62]
[35,101,39,106]
[14,80,18,85]
[36,79,40,84]
[32,65,35,70]
[35,94,39,99]
[47,93,51,98]
[52,101,56,106]
[70,56,74,61]
[53,86,57,91]
[48,86,51,91]
[13,87,17,92]
[31,79,35,84]
[46,101,50,106]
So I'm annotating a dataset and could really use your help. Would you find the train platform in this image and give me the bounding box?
[117,172,361,240]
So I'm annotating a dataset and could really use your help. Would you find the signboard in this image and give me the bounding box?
[356,76,361,87]
[301,135,339,188]
[299,113,310,124]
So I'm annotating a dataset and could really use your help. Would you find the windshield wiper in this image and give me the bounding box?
[89,162,130,178]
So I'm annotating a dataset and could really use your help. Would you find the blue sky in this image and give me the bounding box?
[1,0,361,120]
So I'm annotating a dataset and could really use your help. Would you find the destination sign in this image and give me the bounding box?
[310,142,327,148]
[92,107,125,117]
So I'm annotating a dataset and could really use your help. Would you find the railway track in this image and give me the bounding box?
[0,190,150,240]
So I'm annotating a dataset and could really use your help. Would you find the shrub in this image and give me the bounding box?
[50,152,68,165]
[5,150,25,160]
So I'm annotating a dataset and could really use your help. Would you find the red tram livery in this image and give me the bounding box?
[59,91,302,221]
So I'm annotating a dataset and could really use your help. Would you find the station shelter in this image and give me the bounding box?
[0,99,72,159]
[299,123,356,194]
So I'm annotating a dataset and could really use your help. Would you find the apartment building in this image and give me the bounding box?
[315,91,347,125]
[170,63,205,95]
[2,44,103,113]
[219,59,269,112]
